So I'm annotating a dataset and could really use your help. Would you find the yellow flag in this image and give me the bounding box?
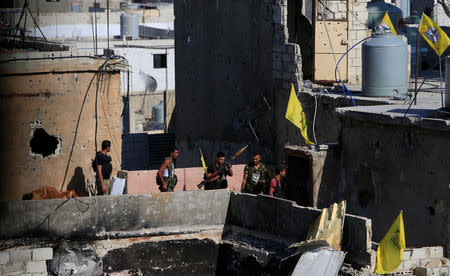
[419,13,450,56]
[285,84,314,145]
[376,210,406,274]
[200,153,207,174]
[377,12,397,36]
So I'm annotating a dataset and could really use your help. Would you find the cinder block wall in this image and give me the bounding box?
[348,0,371,84]
[0,247,53,276]
[320,0,371,85]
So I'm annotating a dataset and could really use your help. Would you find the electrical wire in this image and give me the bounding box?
[94,0,98,55]
[0,55,102,64]
[99,73,121,165]
[312,94,318,144]
[14,0,47,42]
[107,0,110,57]
[6,197,71,250]
[318,0,357,106]
[3,197,97,251]
[121,69,130,118]
[60,58,114,191]
[60,68,100,191]
[311,89,329,144]
[334,37,370,107]
[318,1,341,80]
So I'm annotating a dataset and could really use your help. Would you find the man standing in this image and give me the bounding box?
[268,166,286,198]
[95,140,113,195]
[157,147,179,192]
[241,153,266,194]
[204,152,233,190]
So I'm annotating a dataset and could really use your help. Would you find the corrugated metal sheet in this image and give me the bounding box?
[148,133,175,169]
[122,133,175,170]
[292,247,346,276]
[139,25,174,39]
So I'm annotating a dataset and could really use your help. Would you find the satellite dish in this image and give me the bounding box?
[141,72,157,92]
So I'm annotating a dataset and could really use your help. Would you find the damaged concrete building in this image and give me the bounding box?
[0,190,375,274]
[0,53,123,201]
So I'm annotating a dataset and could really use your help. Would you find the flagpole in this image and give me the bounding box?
[415,13,424,105]
[439,47,444,108]
[414,27,419,105]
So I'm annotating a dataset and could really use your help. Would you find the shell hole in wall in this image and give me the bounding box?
[30,128,60,158]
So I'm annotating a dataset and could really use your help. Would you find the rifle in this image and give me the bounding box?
[197,145,248,189]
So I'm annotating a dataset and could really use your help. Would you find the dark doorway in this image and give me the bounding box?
[286,155,310,206]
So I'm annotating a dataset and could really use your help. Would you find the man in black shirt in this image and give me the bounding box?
[94,140,113,195]
[204,152,233,190]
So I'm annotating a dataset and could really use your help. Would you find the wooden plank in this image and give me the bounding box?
[314,53,348,83]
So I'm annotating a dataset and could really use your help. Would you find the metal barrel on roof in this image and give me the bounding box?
[120,12,139,39]
[362,32,408,98]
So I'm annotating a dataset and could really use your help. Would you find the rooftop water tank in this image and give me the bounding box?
[395,0,410,18]
[120,13,139,39]
[362,32,408,97]
[366,0,403,30]
[153,101,164,125]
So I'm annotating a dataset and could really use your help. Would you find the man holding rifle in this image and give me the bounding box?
[204,152,233,190]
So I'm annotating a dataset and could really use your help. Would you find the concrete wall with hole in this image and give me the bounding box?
[0,57,122,201]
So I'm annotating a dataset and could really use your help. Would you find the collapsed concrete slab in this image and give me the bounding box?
[0,190,374,274]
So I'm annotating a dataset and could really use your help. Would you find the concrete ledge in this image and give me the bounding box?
[415,266,450,276]
[125,165,245,194]
[336,105,450,132]
[0,190,231,240]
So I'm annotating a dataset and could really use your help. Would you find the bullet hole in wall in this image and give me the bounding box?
[30,128,60,158]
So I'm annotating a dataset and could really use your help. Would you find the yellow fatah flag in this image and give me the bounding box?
[285,84,315,145]
[376,210,406,274]
[419,13,450,56]
[377,12,397,36]
[200,153,207,174]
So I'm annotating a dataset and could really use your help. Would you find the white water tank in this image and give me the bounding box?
[362,32,408,98]
[120,13,139,39]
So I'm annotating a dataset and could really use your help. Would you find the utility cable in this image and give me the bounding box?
[4,196,97,251]
[312,94,319,144]
[334,37,370,107]
[60,71,99,191]
[107,0,110,57]
[24,0,47,42]
[0,55,102,64]
[60,58,110,191]
[94,0,98,55]
[318,0,357,106]
[121,69,130,118]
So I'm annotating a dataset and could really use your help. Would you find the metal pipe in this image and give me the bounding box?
[107,0,110,57]
[163,90,167,133]
[94,0,98,55]
[439,47,444,108]
[414,27,419,105]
